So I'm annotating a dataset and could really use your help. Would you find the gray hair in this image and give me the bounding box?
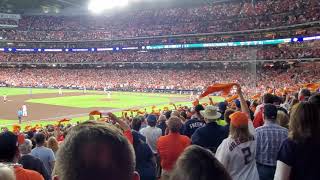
[19,139,32,155]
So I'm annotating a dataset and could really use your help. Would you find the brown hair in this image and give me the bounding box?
[54,121,135,180]
[230,123,253,142]
[170,145,231,180]
[277,111,289,129]
[224,109,236,125]
[47,137,59,154]
[289,102,320,143]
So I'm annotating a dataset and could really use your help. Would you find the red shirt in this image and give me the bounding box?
[157,132,191,171]
[15,166,44,180]
[253,108,264,128]
[124,130,133,144]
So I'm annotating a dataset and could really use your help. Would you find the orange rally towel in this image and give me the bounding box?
[226,94,239,103]
[199,83,237,98]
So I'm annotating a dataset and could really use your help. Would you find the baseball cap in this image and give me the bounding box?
[146,115,157,123]
[264,104,278,120]
[230,112,248,128]
[234,99,241,108]
[0,131,19,161]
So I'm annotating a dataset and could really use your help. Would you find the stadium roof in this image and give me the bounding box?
[0,0,222,15]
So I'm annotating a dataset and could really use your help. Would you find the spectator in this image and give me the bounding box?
[275,102,320,180]
[169,145,232,180]
[0,163,15,180]
[224,109,236,133]
[253,93,274,128]
[157,116,191,180]
[191,105,228,153]
[183,106,206,137]
[47,137,59,155]
[156,115,167,136]
[309,93,320,105]
[215,112,259,180]
[31,133,55,177]
[276,110,289,129]
[18,139,50,180]
[0,131,44,180]
[132,131,156,180]
[139,115,162,155]
[256,104,288,180]
[139,115,162,178]
[53,121,139,180]
[298,89,311,102]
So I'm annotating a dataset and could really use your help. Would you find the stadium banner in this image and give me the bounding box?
[0,13,21,19]
[1,36,319,53]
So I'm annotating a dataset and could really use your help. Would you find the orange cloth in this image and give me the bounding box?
[305,83,320,91]
[192,99,199,106]
[226,94,239,103]
[251,93,261,100]
[199,83,237,98]
[15,166,44,180]
[123,130,133,144]
[157,133,191,171]
[230,112,249,127]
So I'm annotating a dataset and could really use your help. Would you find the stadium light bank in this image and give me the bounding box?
[88,0,145,13]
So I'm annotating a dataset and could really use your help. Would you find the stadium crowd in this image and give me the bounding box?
[0,0,319,41]
[0,82,319,180]
[0,42,319,63]
[0,63,319,96]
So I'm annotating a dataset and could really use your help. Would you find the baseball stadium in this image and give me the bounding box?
[0,0,319,180]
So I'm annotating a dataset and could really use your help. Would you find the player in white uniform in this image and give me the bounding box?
[215,111,259,180]
[3,94,7,103]
[83,86,87,94]
[59,87,63,95]
[22,104,28,117]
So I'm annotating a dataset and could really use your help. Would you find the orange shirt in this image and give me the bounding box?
[15,166,44,180]
[157,132,191,171]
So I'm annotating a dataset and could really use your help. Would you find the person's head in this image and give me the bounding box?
[180,111,187,120]
[217,102,227,113]
[170,145,231,180]
[234,99,241,109]
[146,115,157,127]
[34,132,46,146]
[0,163,15,180]
[224,109,236,125]
[289,102,320,143]
[194,105,204,115]
[309,93,320,105]
[263,93,274,104]
[277,110,289,129]
[164,110,172,120]
[298,89,311,102]
[0,131,19,163]
[229,112,252,141]
[47,137,59,153]
[263,104,277,122]
[158,115,167,123]
[167,116,182,133]
[54,121,139,180]
[131,117,142,131]
[200,106,221,123]
[19,139,33,155]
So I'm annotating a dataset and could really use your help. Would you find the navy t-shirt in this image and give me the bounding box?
[277,138,320,180]
[183,118,206,138]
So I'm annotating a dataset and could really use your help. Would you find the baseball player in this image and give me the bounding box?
[3,94,7,103]
[22,104,28,117]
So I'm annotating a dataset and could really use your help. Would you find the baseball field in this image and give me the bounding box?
[0,87,225,130]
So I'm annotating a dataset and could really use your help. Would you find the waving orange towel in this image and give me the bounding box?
[226,94,239,103]
[199,83,237,98]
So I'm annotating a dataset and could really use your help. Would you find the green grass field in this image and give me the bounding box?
[0,87,225,130]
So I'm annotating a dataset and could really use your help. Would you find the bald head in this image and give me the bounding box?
[54,121,138,180]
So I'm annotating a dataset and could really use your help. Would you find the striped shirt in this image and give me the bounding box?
[256,121,288,166]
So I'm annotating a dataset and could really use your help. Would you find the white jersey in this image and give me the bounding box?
[215,136,259,180]
[22,105,28,116]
